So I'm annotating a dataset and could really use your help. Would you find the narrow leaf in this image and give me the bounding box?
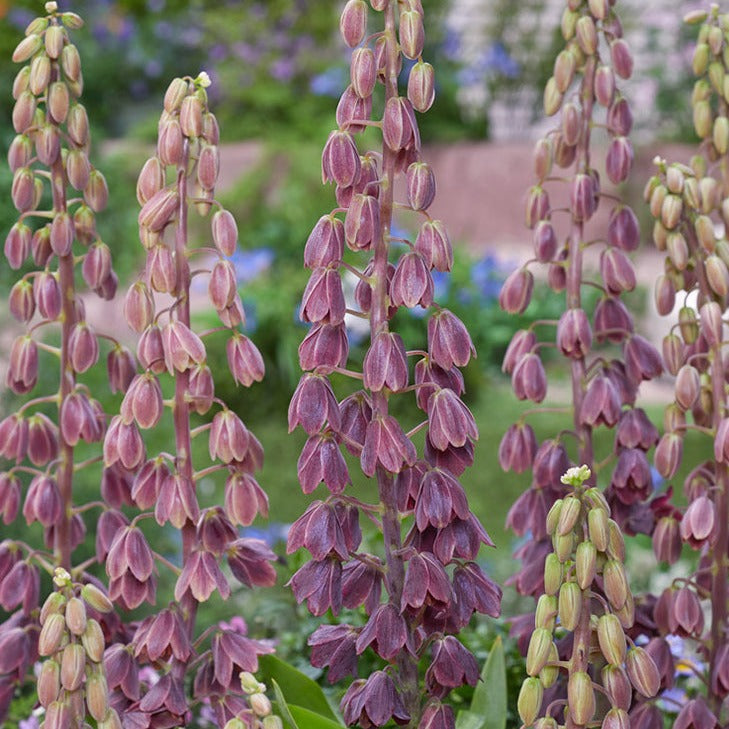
[259,654,339,721]
[468,636,506,729]
[271,678,300,729]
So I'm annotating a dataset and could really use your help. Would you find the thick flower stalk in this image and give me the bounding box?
[644,6,729,721]
[498,0,663,633]
[516,466,659,729]
[0,4,126,725]
[102,74,275,728]
[288,2,501,727]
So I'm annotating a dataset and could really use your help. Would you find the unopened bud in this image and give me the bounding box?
[399,9,425,59]
[81,618,105,663]
[45,24,64,59]
[340,0,367,47]
[557,495,581,536]
[568,671,596,725]
[543,77,563,116]
[29,54,51,96]
[263,717,284,729]
[544,552,563,595]
[575,540,597,589]
[38,658,61,707]
[81,583,113,612]
[576,16,598,54]
[64,596,87,636]
[558,581,582,631]
[39,612,67,656]
[625,647,660,698]
[407,60,435,112]
[86,672,109,721]
[597,613,626,666]
[518,677,543,725]
[250,692,272,717]
[526,628,553,676]
[180,94,203,138]
[553,50,575,93]
[603,559,628,610]
[61,643,86,691]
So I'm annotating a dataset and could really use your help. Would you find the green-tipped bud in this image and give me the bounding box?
[539,643,559,688]
[535,594,558,631]
[60,643,86,691]
[44,24,64,59]
[625,647,660,698]
[534,718,558,729]
[695,215,716,252]
[649,183,667,218]
[180,94,203,138]
[82,619,105,663]
[714,116,729,154]
[239,671,260,694]
[518,677,544,725]
[98,708,123,729]
[576,16,598,54]
[38,659,61,708]
[553,531,574,563]
[603,559,629,610]
[81,583,113,613]
[588,0,608,19]
[224,720,247,729]
[597,614,626,665]
[250,693,272,717]
[698,176,718,213]
[694,100,713,138]
[543,77,563,116]
[661,194,683,230]
[665,165,685,194]
[575,541,597,589]
[554,50,576,93]
[558,581,582,631]
[64,596,87,636]
[534,138,553,181]
[582,487,608,512]
[614,591,635,629]
[567,672,595,725]
[526,628,554,676]
[709,61,725,94]
[12,34,43,63]
[61,12,84,29]
[557,496,581,536]
[164,78,189,113]
[86,671,109,721]
[29,54,51,96]
[60,44,81,81]
[544,553,563,595]
[546,499,563,536]
[606,520,626,562]
[693,43,710,74]
[706,255,729,297]
[679,306,699,344]
[263,717,284,729]
[561,8,579,39]
[685,9,708,24]
[39,612,67,656]
[40,591,67,624]
[602,707,630,729]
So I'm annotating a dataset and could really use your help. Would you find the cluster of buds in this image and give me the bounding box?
[642,5,729,721]
[517,466,660,729]
[101,73,275,727]
[36,569,118,729]
[1,4,126,723]
[288,1,501,727]
[499,0,663,624]
[223,671,282,729]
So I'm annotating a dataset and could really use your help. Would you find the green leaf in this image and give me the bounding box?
[456,709,488,729]
[464,636,507,729]
[259,655,338,722]
[288,705,346,729]
[271,679,300,729]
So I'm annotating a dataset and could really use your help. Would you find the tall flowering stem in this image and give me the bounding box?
[102,74,276,728]
[499,0,662,616]
[645,6,729,722]
[498,0,662,725]
[288,2,501,727]
[516,466,660,729]
[1,3,126,725]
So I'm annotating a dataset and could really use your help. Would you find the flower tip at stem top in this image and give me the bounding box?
[45,1,58,13]
[196,71,212,89]
[561,464,591,487]
[52,566,71,587]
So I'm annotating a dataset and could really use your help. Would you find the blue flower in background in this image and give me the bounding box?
[471,254,505,301]
[241,297,258,334]
[8,8,34,30]
[481,42,520,78]
[229,247,274,284]
[651,465,665,491]
[240,523,290,547]
[310,66,347,98]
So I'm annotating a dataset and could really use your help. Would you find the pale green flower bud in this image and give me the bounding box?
[603,559,628,610]
[38,659,61,707]
[561,8,579,40]
[250,693,272,717]
[607,519,626,561]
[661,194,683,229]
[526,628,553,676]
[539,643,559,688]
[694,99,713,138]
[40,591,67,624]
[61,44,81,81]
[518,677,544,725]
[557,495,581,536]
[64,596,87,636]
[576,16,597,55]
[543,77,563,116]
[544,553,563,595]
[597,613,626,665]
[709,61,725,94]
[45,24,65,59]
[86,671,109,721]
[39,612,67,656]
[29,54,51,96]
[553,50,576,93]
[553,531,574,563]
[568,671,596,725]
[546,498,563,536]
[12,34,43,63]
[535,594,557,631]
[60,643,85,691]
[575,540,597,589]
[81,583,113,613]
[714,116,729,154]
[558,581,582,631]
[625,647,660,698]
